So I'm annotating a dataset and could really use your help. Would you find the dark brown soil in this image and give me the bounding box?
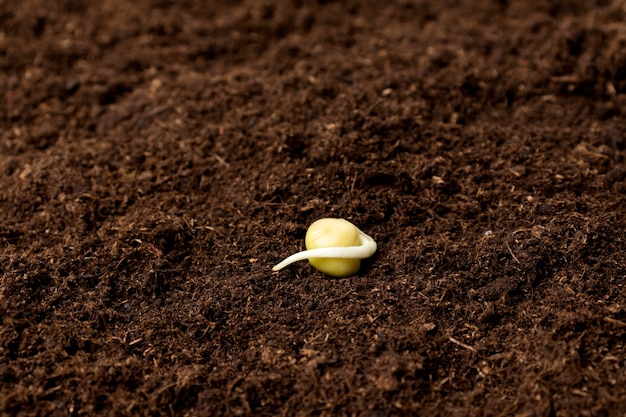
[2,0,626,415]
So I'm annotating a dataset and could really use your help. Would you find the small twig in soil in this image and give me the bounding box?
[449,337,476,353]
[604,317,626,328]
[505,240,520,264]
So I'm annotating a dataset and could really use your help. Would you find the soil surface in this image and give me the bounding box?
[2,0,626,416]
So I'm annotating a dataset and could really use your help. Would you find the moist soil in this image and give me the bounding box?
[2,1,626,416]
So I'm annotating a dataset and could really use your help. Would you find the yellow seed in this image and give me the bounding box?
[305,218,362,277]
[272,218,377,278]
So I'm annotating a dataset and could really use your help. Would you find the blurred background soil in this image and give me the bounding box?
[1,0,626,415]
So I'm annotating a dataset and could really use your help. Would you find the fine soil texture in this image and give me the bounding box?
[2,1,626,416]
